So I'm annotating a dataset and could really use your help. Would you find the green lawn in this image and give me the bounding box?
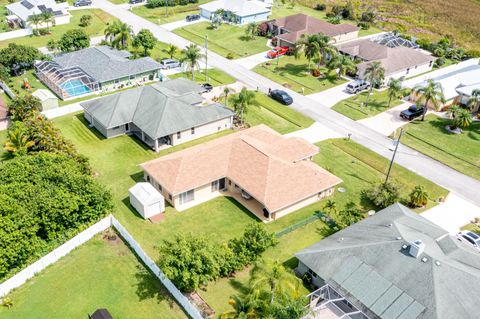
[174,22,270,59]
[331,89,404,120]
[0,9,116,48]
[253,55,347,95]
[270,4,383,37]
[0,233,187,319]
[8,70,50,98]
[399,114,480,180]
[132,0,211,24]
[169,68,236,86]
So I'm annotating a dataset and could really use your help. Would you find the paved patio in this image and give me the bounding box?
[222,190,269,223]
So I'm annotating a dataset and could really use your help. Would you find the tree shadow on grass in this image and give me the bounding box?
[228,278,251,295]
[133,265,174,306]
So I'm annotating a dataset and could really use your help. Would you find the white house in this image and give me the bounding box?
[129,182,165,219]
[6,0,70,28]
[199,0,271,25]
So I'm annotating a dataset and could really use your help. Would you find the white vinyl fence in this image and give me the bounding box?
[0,28,32,41]
[0,215,204,319]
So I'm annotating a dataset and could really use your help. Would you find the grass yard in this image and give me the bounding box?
[0,9,116,48]
[270,3,382,37]
[174,22,270,59]
[331,89,404,120]
[132,0,211,25]
[8,70,50,97]
[169,68,236,86]
[0,233,187,319]
[253,55,347,95]
[398,114,480,180]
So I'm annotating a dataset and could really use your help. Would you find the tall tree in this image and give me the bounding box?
[245,22,258,40]
[323,199,337,216]
[232,87,256,126]
[40,11,54,31]
[104,20,132,49]
[0,43,43,75]
[57,28,90,52]
[413,79,445,120]
[363,61,385,107]
[467,89,480,111]
[313,33,333,66]
[223,86,231,107]
[386,77,404,108]
[27,14,42,31]
[221,295,259,319]
[181,44,204,81]
[3,126,35,156]
[163,44,178,59]
[294,34,320,72]
[326,53,356,79]
[133,29,157,56]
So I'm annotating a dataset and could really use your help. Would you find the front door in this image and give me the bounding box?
[219,178,226,190]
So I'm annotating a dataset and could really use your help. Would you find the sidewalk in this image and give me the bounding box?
[285,122,343,143]
[160,17,208,31]
[357,102,411,136]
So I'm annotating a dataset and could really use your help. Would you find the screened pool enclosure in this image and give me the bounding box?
[35,61,100,100]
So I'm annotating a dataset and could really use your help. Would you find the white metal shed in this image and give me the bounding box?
[129,182,165,219]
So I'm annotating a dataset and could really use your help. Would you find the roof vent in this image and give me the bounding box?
[402,244,408,249]
[396,236,402,240]
[386,223,393,228]
[409,240,425,258]
[435,260,441,266]
[421,257,428,263]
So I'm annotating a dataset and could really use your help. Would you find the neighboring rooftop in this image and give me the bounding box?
[141,124,341,212]
[297,203,480,319]
[7,0,68,21]
[52,46,161,83]
[274,13,359,44]
[199,0,270,17]
[81,78,234,140]
[338,39,434,76]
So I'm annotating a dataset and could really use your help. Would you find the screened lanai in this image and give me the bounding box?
[373,33,419,49]
[35,60,100,100]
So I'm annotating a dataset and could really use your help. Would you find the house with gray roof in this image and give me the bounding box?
[82,78,235,152]
[35,46,162,100]
[6,0,70,28]
[296,203,480,319]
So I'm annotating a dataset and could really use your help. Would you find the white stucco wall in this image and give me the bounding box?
[170,116,232,146]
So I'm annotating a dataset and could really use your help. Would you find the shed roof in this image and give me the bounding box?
[129,182,163,206]
[296,203,480,319]
[199,0,270,17]
[52,46,161,83]
[32,89,57,101]
[81,78,234,140]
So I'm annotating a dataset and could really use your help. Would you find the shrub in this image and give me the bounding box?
[315,3,326,11]
[357,22,370,30]
[271,36,278,46]
[311,68,322,77]
[365,182,400,209]
[409,185,429,207]
[226,52,235,59]
[257,22,269,37]
[38,28,49,35]
[435,57,446,67]
[360,10,376,22]
[327,16,341,24]
[79,14,92,27]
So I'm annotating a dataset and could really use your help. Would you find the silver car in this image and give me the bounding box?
[456,230,480,251]
[160,59,181,69]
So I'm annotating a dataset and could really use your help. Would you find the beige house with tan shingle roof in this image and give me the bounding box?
[140,125,341,222]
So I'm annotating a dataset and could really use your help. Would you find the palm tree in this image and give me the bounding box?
[40,11,54,32]
[27,14,43,31]
[467,89,480,111]
[413,79,445,120]
[386,78,404,108]
[181,44,204,81]
[221,295,259,319]
[223,86,231,107]
[363,61,385,107]
[323,199,337,216]
[104,21,132,49]
[455,108,473,129]
[326,54,356,79]
[249,261,301,304]
[409,185,429,207]
[245,22,258,40]
[314,33,333,66]
[4,127,35,156]
[232,87,256,127]
[163,44,178,59]
[294,34,320,72]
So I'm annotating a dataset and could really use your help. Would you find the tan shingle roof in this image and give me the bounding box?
[141,125,341,212]
[274,13,358,44]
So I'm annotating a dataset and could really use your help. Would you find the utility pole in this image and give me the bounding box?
[165,0,168,17]
[385,128,403,184]
[205,34,208,81]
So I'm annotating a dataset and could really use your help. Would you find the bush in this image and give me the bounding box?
[435,57,446,67]
[226,52,235,59]
[38,28,49,36]
[409,185,429,207]
[79,14,92,27]
[327,16,341,24]
[315,3,326,11]
[357,22,370,30]
[364,182,400,209]
[257,22,269,37]
[360,10,376,22]
[311,68,322,77]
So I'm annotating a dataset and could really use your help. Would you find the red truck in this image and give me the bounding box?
[267,46,289,59]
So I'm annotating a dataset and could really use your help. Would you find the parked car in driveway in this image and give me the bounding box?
[400,105,425,120]
[159,59,181,69]
[73,0,92,6]
[269,89,293,105]
[345,80,370,94]
[267,46,289,59]
[456,230,480,251]
[201,83,213,93]
[186,14,201,22]
[129,0,144,4]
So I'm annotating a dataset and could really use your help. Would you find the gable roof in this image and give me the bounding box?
[338,39,435,76]
[199,0,270,17]
[52,46,161,83]
[274,13,358,44]
[296,203,480,319]
[7,0,68,21]
[141,125,341,212]
[81,78,234,140]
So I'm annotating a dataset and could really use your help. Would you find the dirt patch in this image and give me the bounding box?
[187,291,215,318]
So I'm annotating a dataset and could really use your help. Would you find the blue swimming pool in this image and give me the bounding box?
[60,79,92,97]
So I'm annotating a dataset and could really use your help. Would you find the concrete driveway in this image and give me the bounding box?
[235,50,272,70]
[306,81,354,108]
[285,122,343,143]
[160,17,208,31]
[421,193,480,234]
[357,102,411,136]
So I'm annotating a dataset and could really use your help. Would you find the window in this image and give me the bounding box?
[129,75,135,80]
[114,79,120,84]
[211,180,219,192]
[177,132,181,139]
[146,175,150,182]
[406,68,410,74]
[429,61,433,67]
[307,269,318,278]
[125,123,129,131]
[191,127,195,134]
[168,193,172,201]
[179,189,194,205]
[157,183,162,192]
